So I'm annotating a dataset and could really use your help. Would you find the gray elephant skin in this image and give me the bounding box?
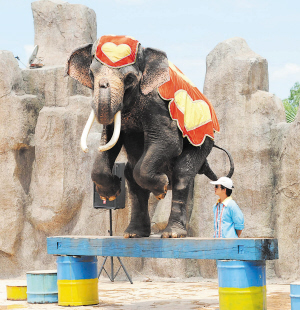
[65,35,233,238]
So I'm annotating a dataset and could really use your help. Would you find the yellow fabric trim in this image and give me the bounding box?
[57,278,99,306]
[168,61,196,87]
[125,35,136,40]
[219,286,267,310]
[101,42,131,63]
[167,99,215,147]
[174,90,212,130]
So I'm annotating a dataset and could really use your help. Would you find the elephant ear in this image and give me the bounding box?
[140,47,170,95]
[65,43,93,89]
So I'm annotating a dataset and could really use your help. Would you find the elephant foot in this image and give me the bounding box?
[154,185,168,200]
[99,191,120,202]
[124,223,151,238]
[94,175,121,201]
[161,222,187,238]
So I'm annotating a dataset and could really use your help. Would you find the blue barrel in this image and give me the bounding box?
[217,260,266,310]
[26,270,58,303]
[290,282,300,310]
[57,256,99,306]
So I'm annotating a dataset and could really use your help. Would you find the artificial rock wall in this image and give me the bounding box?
[0,0,299,281]
[191,37,286,278]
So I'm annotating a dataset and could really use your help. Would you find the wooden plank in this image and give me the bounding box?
[47,236,278,260]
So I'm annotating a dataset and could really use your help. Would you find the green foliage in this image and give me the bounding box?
[283,98,298,123]
[283,82,300,123]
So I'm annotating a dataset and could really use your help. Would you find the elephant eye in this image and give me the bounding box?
[89,69,94,86]
[124,74,136,87]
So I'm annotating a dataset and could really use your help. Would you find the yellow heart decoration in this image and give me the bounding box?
[174,90,212,130]
[101,42,132,63]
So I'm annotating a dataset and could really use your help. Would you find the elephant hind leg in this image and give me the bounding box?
[162,138,214,238]
[161,185,191,238]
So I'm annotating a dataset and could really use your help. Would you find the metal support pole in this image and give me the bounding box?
[110,256,114,282]
[98,208,133,284]
[109,209,113,236]
[117,256,133,284]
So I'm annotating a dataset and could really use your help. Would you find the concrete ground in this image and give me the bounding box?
[0,277,291,310]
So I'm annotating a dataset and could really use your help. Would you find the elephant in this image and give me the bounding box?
[65,35,233,238]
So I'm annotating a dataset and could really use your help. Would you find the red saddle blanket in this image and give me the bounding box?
[158,61,219,146]
[94,35,219,146]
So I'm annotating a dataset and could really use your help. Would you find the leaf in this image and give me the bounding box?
[288,82,300,108]
[283,98,298,123]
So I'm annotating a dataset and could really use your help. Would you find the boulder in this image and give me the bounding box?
[31,0,97,66]
[0,51,24,97]
[273,110,300,280]
[0,51,40,255]
[22,66,92,107]
[27,96,93,234]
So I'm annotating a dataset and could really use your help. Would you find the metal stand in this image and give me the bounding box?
[98,209,133,284]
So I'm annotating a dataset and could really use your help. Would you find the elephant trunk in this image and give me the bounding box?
[81,71,125,153]
[96,77,113,125]
[94,75,124,125]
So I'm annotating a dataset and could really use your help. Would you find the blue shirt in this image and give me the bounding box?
[213,197,244,238]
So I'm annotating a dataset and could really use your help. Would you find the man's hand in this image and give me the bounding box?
[236,230,242,237]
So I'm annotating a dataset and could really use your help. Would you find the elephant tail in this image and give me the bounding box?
[198,144,234,180]
[213,144,234,178]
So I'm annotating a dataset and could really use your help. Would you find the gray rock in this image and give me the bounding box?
[22,66,92,107]
[27,96,93,234]
[0,51,24,97]
[31,0,97,66]
[272,111,300,280]
[0,51,40,255]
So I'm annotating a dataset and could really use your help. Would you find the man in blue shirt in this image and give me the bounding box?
[210,177,244,238]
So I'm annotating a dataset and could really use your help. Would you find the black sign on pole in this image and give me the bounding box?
[93,163,126,210]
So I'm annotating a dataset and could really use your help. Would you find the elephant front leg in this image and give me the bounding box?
[133,146,170,200]
[92,126,123,201]
[93,171,121,202]
[124,162,151,238]
[133,120,182,200]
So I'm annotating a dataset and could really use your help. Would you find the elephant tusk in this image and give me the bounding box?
[98,111,121,152]
[80,109,96,153]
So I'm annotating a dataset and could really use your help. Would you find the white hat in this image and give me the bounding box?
[210,177,234,189]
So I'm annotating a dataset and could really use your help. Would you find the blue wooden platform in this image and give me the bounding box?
[47,236,278,261]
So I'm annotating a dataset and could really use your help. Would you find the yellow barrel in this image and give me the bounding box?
[217,260,266,310]
[6,285,27,301]
[57,256,99,306]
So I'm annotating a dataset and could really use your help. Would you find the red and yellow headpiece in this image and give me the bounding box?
[95,35,140,68]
